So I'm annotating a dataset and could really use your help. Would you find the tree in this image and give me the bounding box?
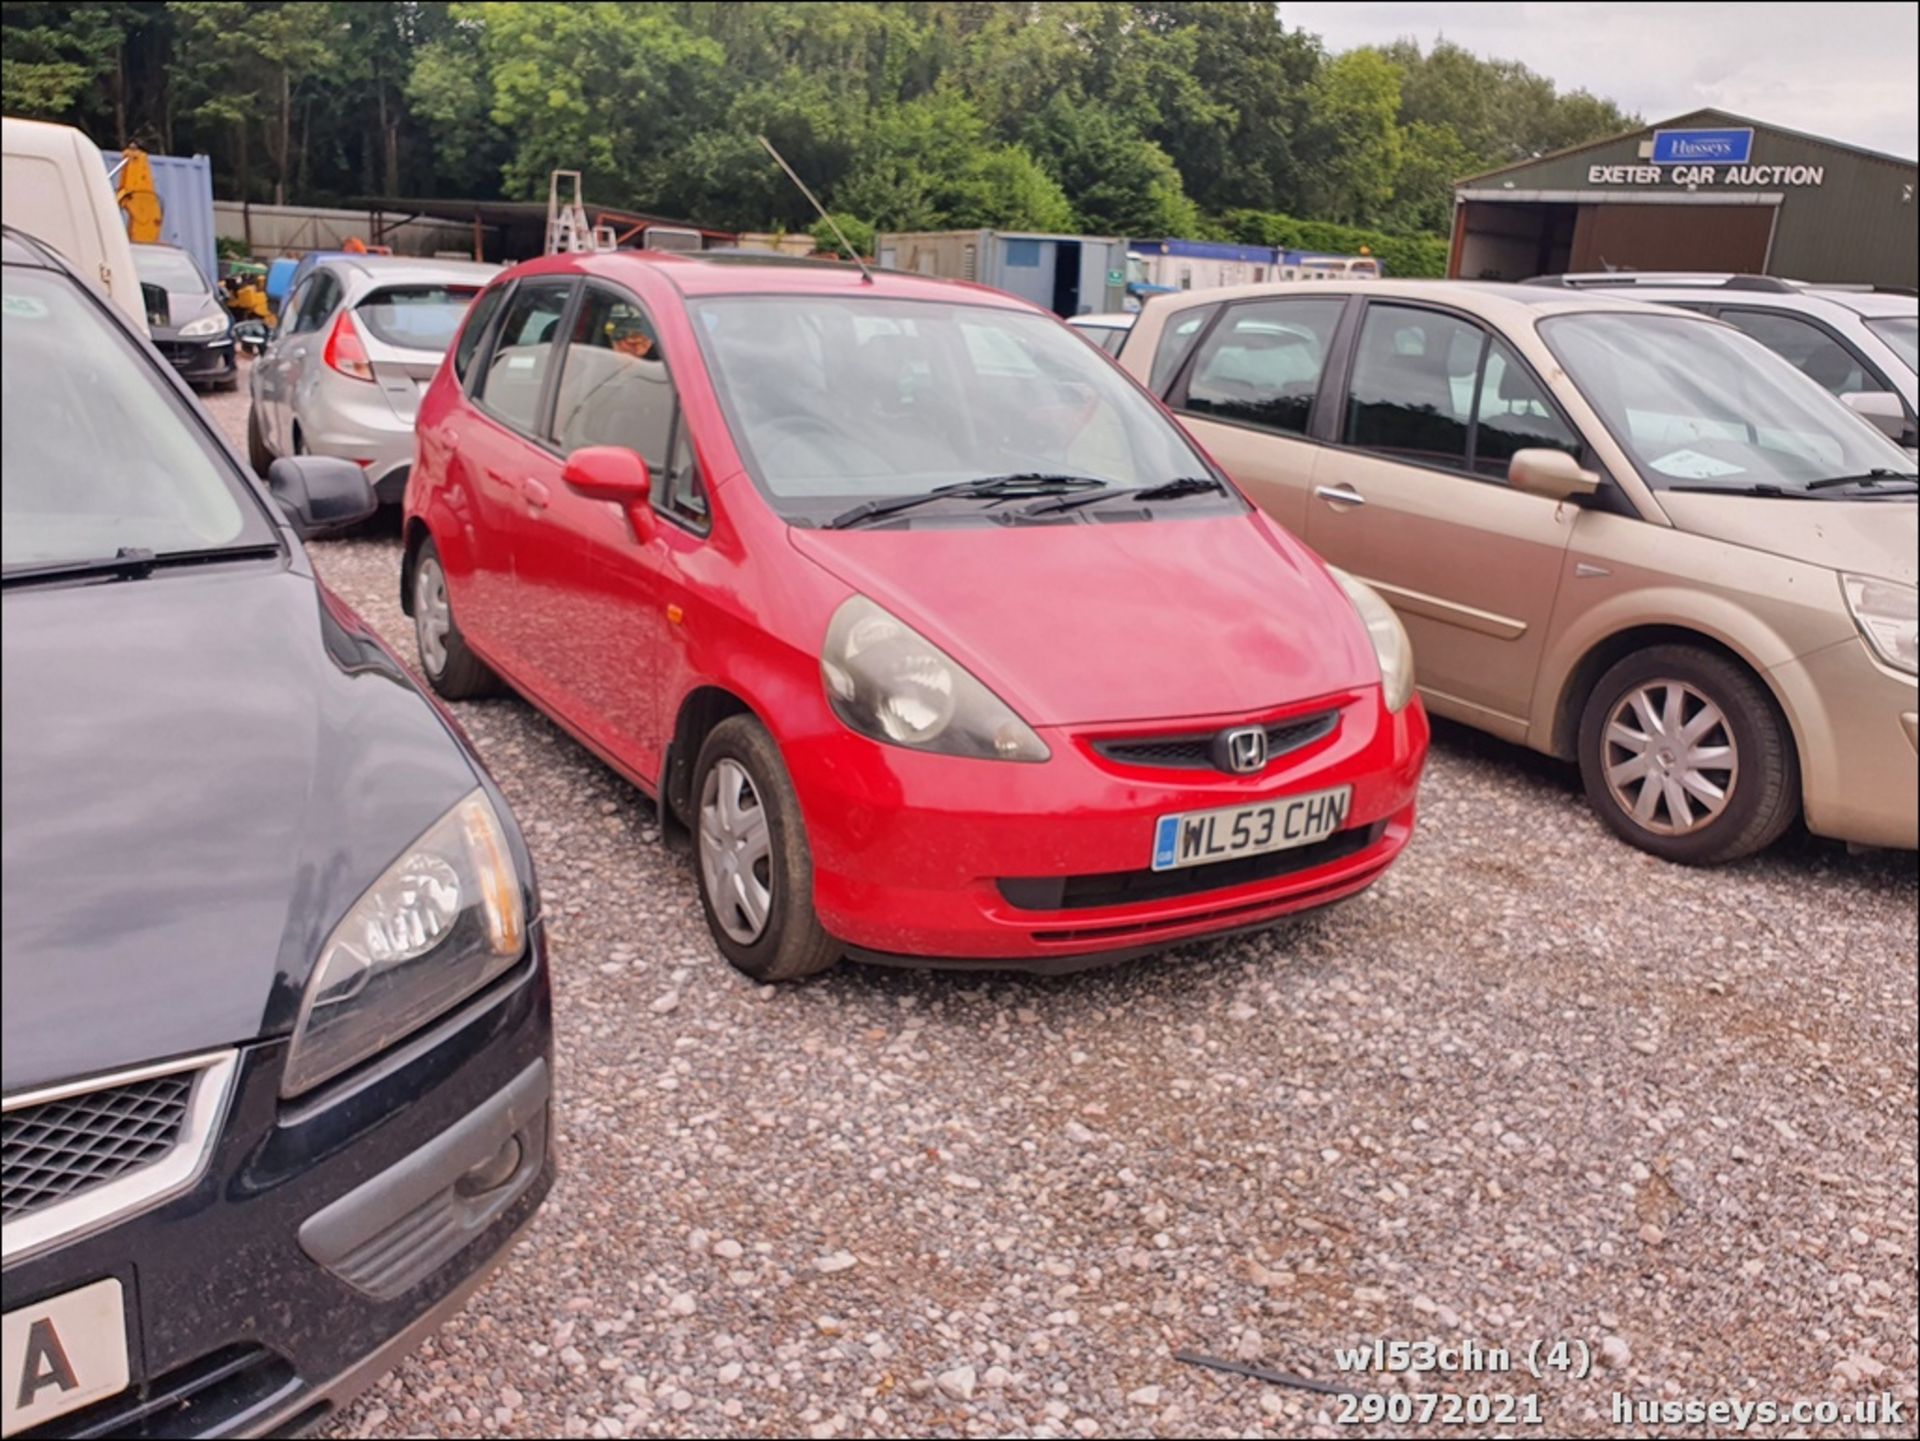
[1301,48,1403,226]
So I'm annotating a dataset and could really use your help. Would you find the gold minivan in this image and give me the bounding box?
[1120,281,1917,863]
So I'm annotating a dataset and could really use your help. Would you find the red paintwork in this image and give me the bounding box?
[407,251,1429,964]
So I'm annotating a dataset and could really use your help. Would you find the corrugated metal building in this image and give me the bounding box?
[1449,109,1917,289]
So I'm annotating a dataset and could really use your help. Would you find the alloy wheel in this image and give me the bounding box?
[1602,679,1739,836]
[414,556,452,678]
[699,758,774,944]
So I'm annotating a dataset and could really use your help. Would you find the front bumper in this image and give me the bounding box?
[1771,637,1919,849]
[789,689,1429,963]
[2,925,554,1440]
[152,336,236,387]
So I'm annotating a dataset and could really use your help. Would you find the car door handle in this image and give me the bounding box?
[521,477,551,510]
[1314,484,1366,509]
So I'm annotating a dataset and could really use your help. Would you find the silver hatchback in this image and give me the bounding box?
[247,255,500,502]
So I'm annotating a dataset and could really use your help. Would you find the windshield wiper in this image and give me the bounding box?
[823,474,1109,530]
[1664,483,1796,497]
[1803,469,1917,491]
[1,542,280,587]
[1021,475,1225,517]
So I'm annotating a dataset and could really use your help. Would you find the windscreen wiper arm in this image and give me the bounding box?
[823,474,1109,530]
[1803,469,1917,491]
[1021,475,1224,517]
[0,543,280,587]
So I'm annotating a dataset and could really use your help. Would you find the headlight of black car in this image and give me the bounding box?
[282,790,526,1097]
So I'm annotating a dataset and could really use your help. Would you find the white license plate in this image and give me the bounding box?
[2,1279,130,1437]
[1151,785,1353,871]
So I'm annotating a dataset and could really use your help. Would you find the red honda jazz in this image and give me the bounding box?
[402,252,1428,979]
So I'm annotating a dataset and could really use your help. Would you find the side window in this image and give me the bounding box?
[293,273,339,335]
[1718,309,1888,398]
[1181,298,1344,437]
[452,283,510,384]
[474,281,572,433]
[552,286,707,528]
[1344,304,1483,468]
[1149,304,1218,395]
[1473,340,1584,480]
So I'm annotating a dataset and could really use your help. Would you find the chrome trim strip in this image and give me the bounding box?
[2,1049,239,1266]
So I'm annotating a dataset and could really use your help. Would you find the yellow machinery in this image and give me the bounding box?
[116,145,164,243]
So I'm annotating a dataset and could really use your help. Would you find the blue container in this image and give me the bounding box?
[100,150,217,285]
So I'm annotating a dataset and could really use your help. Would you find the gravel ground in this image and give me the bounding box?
[208,375,1917,1438]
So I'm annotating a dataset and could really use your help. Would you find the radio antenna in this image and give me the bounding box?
[758,134,874,284]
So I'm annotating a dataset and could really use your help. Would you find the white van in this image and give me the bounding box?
[2,116,144,326]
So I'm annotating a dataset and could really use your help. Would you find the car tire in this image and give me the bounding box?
[246,404,273,477]
[1577,644,1798,865]
[411,537,500,700]
[692,716,841,981]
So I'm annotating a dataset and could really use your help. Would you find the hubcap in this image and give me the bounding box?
[1602,679,1738,836]
[415,557,452,677]
[699,758,773,944]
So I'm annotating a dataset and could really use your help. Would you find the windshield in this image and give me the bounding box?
[1866,315,1918,375]
[1540,312,1917,492]
[356,283,483,352]
[2,267,277,571]
[689,295,1228,524]
[132,246,209,295]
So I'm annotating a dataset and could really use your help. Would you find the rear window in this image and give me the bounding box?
[356,284,483,353]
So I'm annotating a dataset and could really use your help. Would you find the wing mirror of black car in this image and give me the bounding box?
[266,456,377,537]
[1508,448,1601,501]
[562,446,656,541]
[1843,391,1911,445]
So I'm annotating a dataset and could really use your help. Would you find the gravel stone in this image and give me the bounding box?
[193,380,1920,1440]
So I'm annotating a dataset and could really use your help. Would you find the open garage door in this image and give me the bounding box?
[1569,203,1776,274]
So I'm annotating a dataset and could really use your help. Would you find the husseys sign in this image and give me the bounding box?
[1588,128,1825,187]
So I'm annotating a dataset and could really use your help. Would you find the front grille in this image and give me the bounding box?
[3,1074,194,1222]
[1092,710,1339,772]
[999,820,1385,911]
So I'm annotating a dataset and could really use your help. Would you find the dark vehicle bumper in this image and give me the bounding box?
[152,336,237,387]
[3,923,554,1440]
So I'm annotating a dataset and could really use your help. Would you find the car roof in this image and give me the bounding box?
[1069,312,1134,328]
[1140,277,1684,323]
[1600,284,1918,321]
[316,254,503,295]
[502,248,1036,311]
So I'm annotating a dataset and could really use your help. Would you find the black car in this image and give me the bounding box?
[1,227,553,1438]
[130,242,237,390]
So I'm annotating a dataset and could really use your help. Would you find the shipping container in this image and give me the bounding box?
[100,149,216,286]
[875,230,1128,317]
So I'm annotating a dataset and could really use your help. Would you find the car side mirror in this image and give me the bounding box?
[1508,448,1601,501]
[266,456,377,536]
[235,319,268,355]
[1843,390,1911,444]
[562,446,655,540]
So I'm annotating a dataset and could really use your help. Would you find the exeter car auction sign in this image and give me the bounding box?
[1587,127,1825,188]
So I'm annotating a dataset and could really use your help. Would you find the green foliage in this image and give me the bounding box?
[809,212,875,262]
[1217,209,1449,278]
[0,2,1638,255]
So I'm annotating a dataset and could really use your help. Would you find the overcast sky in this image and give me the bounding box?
[1285,2,1919,160]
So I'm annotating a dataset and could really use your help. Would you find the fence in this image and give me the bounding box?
[213,200,475,260]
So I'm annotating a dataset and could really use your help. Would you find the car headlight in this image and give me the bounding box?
[820,595,1049,761]
[179,312,228,338]
[1328,567,1416,713]
[1842,572,1918,675]
[282,790,526,1097]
